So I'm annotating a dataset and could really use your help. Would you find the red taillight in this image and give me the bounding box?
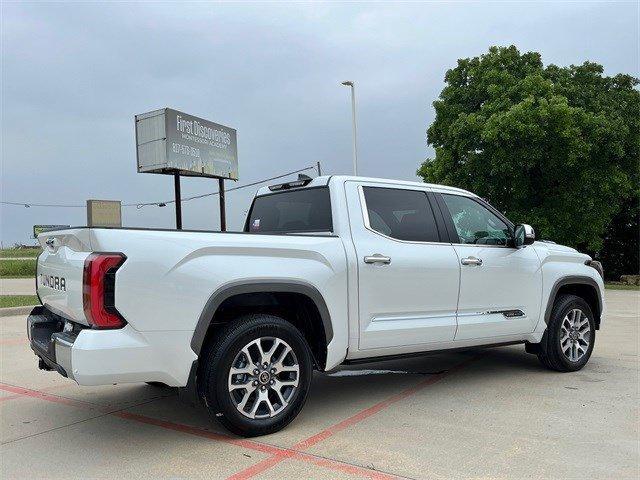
[83,253,127,329]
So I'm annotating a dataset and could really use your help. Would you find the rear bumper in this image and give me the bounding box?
[27,306,197,386]
[27,306,76,379]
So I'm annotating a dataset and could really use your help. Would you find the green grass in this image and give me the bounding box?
[0,295,39,308]
[0,259,37,278]
[0,248,41,258]
[605,283,640,291]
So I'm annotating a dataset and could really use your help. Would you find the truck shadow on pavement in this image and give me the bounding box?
[124,345,559,437]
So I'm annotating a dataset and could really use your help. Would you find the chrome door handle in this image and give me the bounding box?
[364,254,391,265]
[461,256,483,266]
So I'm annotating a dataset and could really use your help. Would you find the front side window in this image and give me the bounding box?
[442,194,511,246]
[246,187,332,233]
[363,187,440,242]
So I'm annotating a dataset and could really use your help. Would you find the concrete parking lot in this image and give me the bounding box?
[1,290,638,479]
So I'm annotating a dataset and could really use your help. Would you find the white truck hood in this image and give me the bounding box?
[533,240,590,262]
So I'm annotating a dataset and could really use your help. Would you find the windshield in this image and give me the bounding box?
[245,187,333,234]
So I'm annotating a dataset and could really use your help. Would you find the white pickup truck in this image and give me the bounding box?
[30,175,605,436]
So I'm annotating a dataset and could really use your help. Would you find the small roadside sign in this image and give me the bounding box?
[86,200,122,227]
[33,225,70,238]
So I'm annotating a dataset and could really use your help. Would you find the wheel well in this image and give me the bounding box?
[201,291,328,370]
[555,283,601,329]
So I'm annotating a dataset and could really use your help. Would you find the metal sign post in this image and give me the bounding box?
[174,172,182,230]
[218,178,226,231]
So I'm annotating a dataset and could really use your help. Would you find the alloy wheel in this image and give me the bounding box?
[560,308,591,362]
[227,337,300,419]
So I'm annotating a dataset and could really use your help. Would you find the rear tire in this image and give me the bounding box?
[199,314,313,437]
[537,294,595,372]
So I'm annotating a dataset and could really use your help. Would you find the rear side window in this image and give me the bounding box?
[362,187,440,242]
[246,187,332,233]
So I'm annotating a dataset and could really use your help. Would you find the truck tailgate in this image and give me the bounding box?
[36,230,92,325]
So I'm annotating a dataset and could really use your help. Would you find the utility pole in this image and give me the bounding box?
[341,81,359,175]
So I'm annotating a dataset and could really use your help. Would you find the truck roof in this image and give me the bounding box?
[255,175,475,197]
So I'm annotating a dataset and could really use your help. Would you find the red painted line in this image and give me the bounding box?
[114,411,284,456]
[228,355,481,480]
[0,383,86,403]
[0,383,102,410]
[0,382,393,479]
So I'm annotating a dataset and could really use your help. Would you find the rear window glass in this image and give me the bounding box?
[246,187,333,233]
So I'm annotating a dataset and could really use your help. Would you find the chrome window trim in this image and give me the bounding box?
[357,185,450,246]
[449,242,517,249]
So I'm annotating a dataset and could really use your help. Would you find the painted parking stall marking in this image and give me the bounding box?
[227,354,482,480]
[0,382,400,479]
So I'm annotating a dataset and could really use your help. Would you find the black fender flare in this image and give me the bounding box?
[190,280,333,355]
[543,275,602,325]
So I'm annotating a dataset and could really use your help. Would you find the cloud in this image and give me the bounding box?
[1,1,637,244]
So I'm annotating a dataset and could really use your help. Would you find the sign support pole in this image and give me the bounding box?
[218,178,226,231]
[174,172,182,230]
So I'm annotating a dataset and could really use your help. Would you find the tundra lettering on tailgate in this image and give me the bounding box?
[39,274,66,291]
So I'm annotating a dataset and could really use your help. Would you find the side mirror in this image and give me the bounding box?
[514,224,535,247]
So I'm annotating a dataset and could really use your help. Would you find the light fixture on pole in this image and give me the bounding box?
[341,81,359,176]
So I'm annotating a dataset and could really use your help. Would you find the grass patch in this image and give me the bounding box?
[605,283,640,291]
[0,248,41,258]
[0,295,39,308]
[0,259,37,278]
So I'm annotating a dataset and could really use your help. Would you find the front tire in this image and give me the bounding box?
[537,294,596,372]
[199,314,313,437]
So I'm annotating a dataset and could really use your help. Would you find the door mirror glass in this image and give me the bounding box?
[514,224,535,247]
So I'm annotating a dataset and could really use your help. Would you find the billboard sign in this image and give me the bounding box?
[86,200,122,227]
[33,225,70,238]
[135,108,238,180]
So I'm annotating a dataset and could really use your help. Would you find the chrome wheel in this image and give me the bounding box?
[227,337,299,419]
[560,308,591,362]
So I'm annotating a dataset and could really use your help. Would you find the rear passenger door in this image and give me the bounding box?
[346,182,460,352]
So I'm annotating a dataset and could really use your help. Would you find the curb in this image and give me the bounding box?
[0,306,36,317]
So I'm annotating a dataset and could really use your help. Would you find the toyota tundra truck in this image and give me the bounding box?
[29,175,605,436]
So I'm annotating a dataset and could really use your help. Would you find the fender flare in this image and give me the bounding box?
[544,275,602,325]
[190,280,333,355]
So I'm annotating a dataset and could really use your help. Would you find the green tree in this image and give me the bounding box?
[418,46,639,279]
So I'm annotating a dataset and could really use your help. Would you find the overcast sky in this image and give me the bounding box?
[1,1,638,245]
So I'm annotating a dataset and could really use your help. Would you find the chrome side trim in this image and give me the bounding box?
[458,309,525,318]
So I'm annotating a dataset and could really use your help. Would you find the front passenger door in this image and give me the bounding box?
[437,193,542,340]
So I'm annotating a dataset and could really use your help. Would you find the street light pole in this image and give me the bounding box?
[341,81,358,176]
